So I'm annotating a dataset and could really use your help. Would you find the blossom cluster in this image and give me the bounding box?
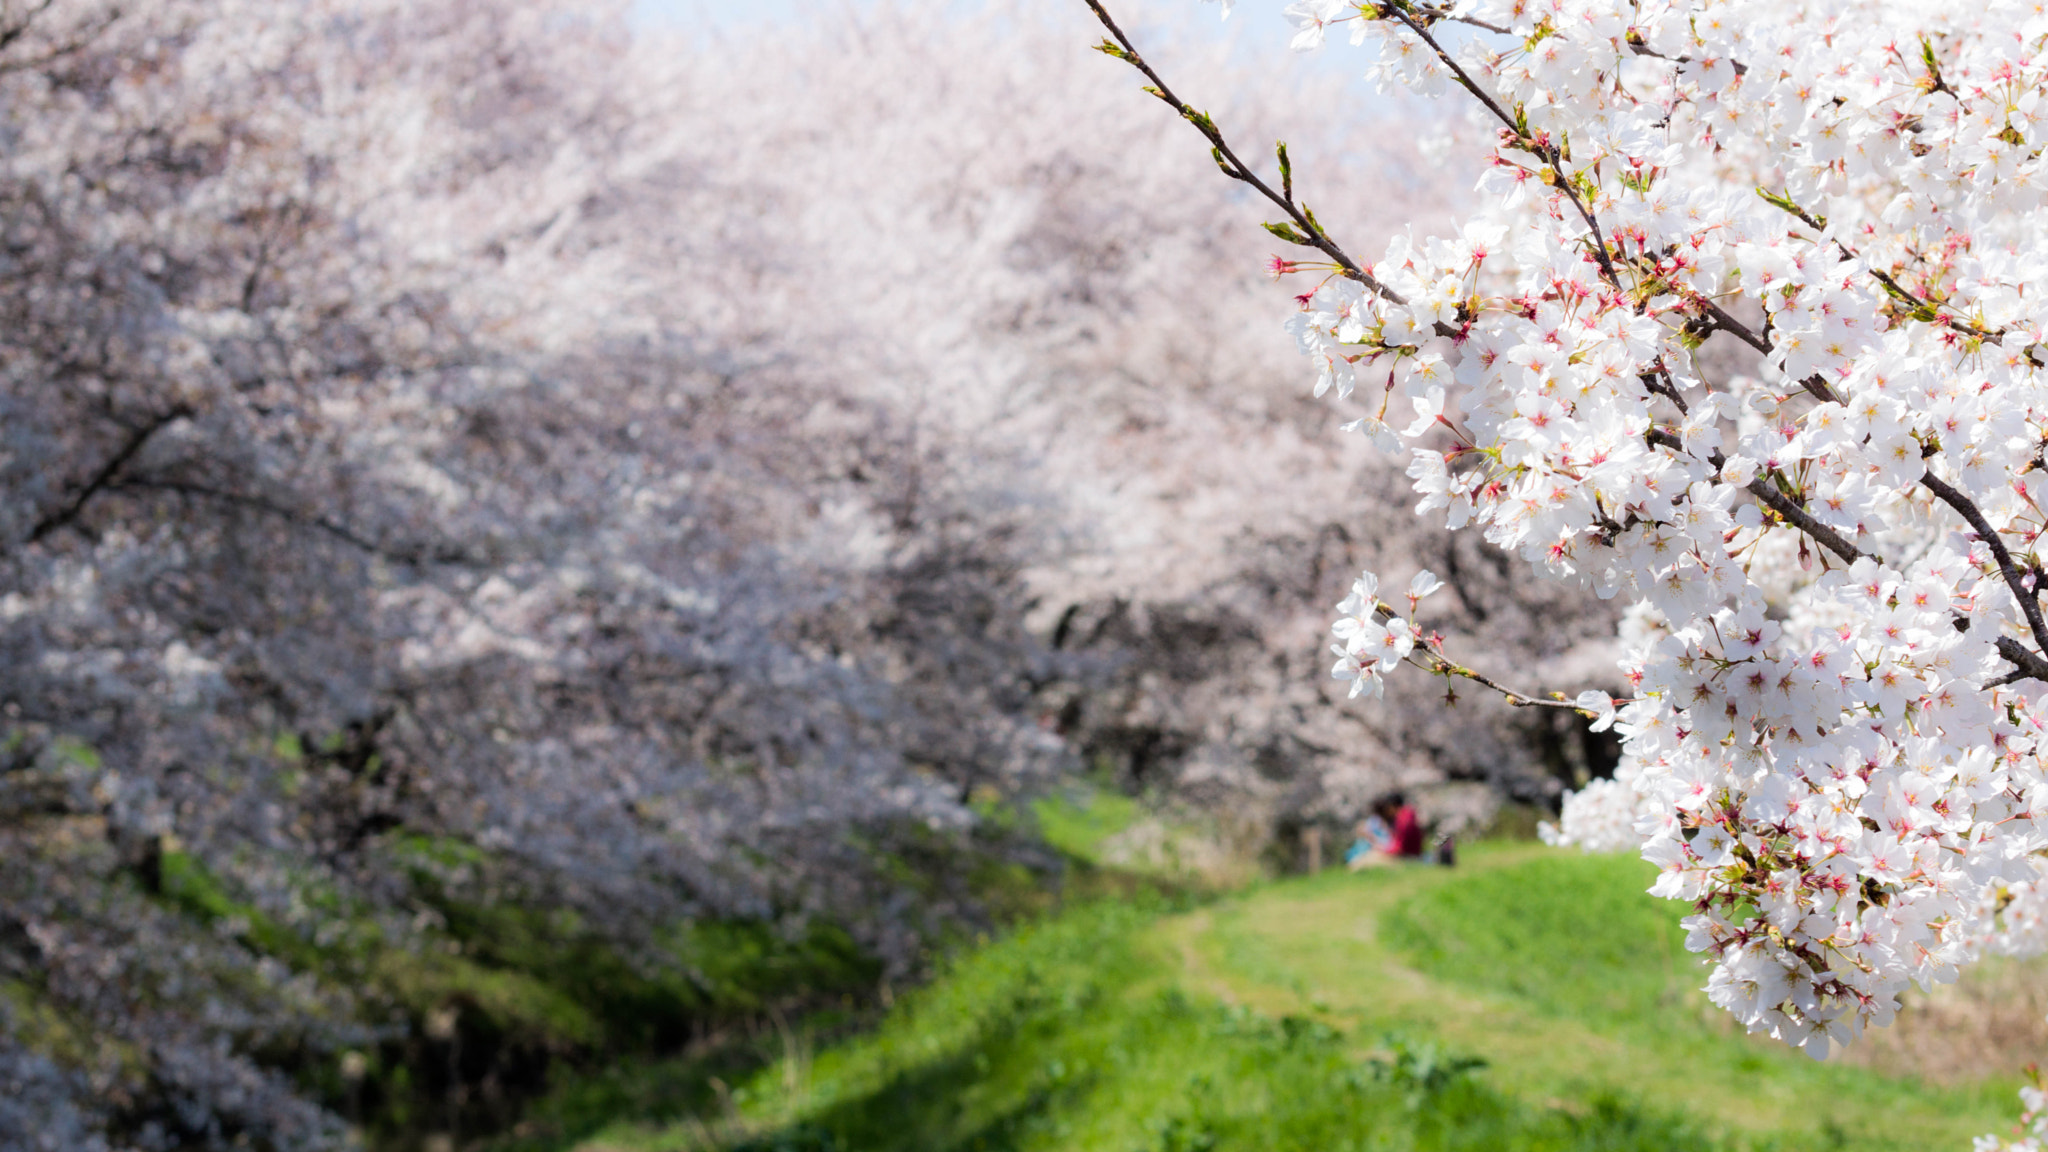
[1329,569,1442,699]
[1240,0,2048,1061]
[1536,764,1644,853]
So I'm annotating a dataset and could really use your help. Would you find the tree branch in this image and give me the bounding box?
[27,406,191,544]
[1364,599,1610,713]
[0,2,122,78]
[1992,636,2048,686]
[0,0,57,54]
[1080,0,1402,303]
[1406,647,1596,711]
[1919,469,2048,660]
[1408,3,1512,34]
[1374,10,1853,409]
[1381,8,1627,291]
[1744,474,1870,564]
[1754,186,2012,346]
[1645,427,1873,565]
[113,477,472,566]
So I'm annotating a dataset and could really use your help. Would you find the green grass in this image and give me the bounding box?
[519,842,2029,1152]
[1032,787,1144,863]
[1371,849,2018,1147]
[538,895,1716,1152]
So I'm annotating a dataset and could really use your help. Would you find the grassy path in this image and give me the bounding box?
[1164,845,2015,1149]
[523,842,2027,1152]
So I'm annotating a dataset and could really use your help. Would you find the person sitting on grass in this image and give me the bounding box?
[1344,812,1393,868]
[1346,792,1425,869]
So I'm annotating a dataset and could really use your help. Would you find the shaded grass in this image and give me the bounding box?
[149,833,885,1146]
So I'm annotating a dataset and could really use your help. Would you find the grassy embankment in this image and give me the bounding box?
[507,797,2031,1152]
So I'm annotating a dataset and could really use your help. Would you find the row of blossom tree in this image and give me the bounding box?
[1082,0,2048,1141]
[0,0,1621,1143]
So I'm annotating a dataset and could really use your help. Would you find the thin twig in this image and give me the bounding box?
[1626,41,1747,75]
[1408,648,1592,711]
[1755,186,2011,345]
[1080,0,1402,303]
[1371,16,1839,406]
[1865,263,2007,343]
[1409,3,1512,34]
[1372,603,1607,712]
[1381,8,1627,290]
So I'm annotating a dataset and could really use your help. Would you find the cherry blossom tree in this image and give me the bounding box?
[1082,0,2048,1081]
[0,0,1085,1141]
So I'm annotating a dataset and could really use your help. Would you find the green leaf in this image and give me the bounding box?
[1263,221,1313,247]
[1753,186,1826,229]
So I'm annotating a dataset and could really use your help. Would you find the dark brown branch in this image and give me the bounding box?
[113,477,471,566]
[1080,0,1402,303]
[1626,41,1748,75]
[1394,7,2047,691]
[1688,298,1842,402]
[1753,187,2012,344]
[1640,432,2048,688]
[1100,4,2048,698]
[1864,263,2007,343]
[1696,298,1772,357]
[1639,367,1690,415]
[0,3,121,78]
[1744,474,1869,564]
[1993,636,2048,686]
[0,0,57,53]
[1644,427,1872,565]
[27,405,191,544]
[1919,469,2048,659]
[1411,3,1744,74]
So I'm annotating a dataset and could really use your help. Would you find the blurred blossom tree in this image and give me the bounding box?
[0,0,1602,1141]
[1079,0,2048,1117]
